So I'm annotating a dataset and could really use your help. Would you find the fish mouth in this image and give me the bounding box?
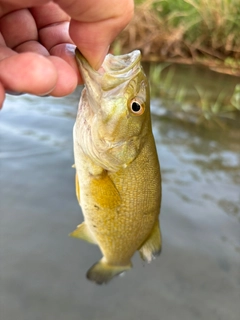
[75,48,142,110]
[75,48,141,82]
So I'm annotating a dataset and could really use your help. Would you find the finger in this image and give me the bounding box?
[56,0,133,23]
[0,44,17,60]
[0,52,57,95]
[30,2,71,50]
[0,81,5,109]
[69,19,114,70]
[0,1,50,16]
[46,55,78,96]
[38,21,72,51]
[30,2,70,29]
[0,52,78,97]
[30,3,80,80]
[57,0,134,69]
[49,43,81,84]
[14,40,49,56]
[0,9,38,49]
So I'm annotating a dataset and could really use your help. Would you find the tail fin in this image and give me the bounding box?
[86,259,132,285]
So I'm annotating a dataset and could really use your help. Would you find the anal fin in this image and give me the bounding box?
[69,222,97,244]
[139,219,162,263]
[75,172,80,203]
[86,259,132,285]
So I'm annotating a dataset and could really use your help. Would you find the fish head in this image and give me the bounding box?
[76,49,151,170]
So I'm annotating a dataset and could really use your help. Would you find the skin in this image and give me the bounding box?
[72,51,161,283]
[0,0,134,108]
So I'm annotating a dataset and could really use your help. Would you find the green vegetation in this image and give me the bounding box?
[115,0,240,75]
[147,62,240,124]
[113,0,240,123]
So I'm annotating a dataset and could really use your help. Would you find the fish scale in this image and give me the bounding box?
[70,49,162,284]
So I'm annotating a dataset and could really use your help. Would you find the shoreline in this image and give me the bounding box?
[114,0,240,77]
[140,55,240,77]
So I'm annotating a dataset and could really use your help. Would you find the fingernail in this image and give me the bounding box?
[6,90,23,96]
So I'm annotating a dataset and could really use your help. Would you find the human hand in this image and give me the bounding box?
[0,0,134,108]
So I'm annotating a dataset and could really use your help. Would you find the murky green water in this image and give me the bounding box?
[0,66,240,320]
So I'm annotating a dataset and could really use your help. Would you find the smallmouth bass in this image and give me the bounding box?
[71,49,162,284]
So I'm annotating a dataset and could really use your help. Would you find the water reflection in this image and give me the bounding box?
[0,73,240,320]
[152,114,240,222]
[146,62,240,123]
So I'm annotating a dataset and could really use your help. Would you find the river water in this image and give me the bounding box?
[0,66,240,320]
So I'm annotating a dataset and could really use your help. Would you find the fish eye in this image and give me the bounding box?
[130,100,145,115]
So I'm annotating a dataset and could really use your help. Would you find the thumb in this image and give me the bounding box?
[62,0,134,69]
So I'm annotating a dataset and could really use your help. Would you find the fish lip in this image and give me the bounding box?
[75,48,142,91]
[75,48,102,112]
[75,48,141,77]
[101,50,141,76]
[75,48,142,112]
[75,48,99,78]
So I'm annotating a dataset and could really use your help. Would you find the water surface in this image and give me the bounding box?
[0,72,240,320]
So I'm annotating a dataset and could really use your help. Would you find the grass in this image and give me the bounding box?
[114,0,240,74]
[112,0,240,123]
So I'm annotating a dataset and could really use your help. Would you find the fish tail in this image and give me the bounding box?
[86,259,132,285]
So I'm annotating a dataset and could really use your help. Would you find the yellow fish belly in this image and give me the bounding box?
[71,131,161,284]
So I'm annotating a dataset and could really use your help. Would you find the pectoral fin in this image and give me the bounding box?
[139,219,162,263]
[86,259,132,285]
[69,222,97,244]
[90,172,121,209]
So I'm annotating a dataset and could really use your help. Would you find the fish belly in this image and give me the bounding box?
[75,134,161,266]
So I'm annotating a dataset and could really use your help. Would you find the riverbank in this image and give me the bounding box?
[114,0,240,76]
